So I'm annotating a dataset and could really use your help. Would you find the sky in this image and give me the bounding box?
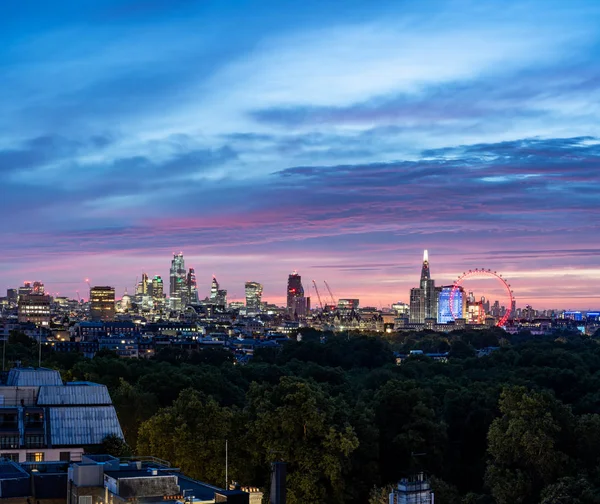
[1,0,600,309]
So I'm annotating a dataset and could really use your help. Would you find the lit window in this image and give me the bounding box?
[26,452,44,462]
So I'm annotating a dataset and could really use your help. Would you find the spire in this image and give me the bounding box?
[420,249,430,284]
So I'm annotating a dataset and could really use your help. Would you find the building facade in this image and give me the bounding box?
[18,294,51,326]
[0,368,124,463]
[409,250,437,324]
[245,281,263,313]
[90,286,116,321]
[287,272,307,318]
[169,253,186,308]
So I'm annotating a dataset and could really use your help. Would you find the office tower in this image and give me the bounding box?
[151,276,164,305]
[169,253,186,306]
[287,272,307,318]
[7,289,18,305]
[18,294,51,326]
[210,276,219,301]
[18,282,33,299]
[186,268,199,305]
[409,250,437,323]
[32,281,45,295]
[338,299,359,314]
[216,289,227,306]
[437,286,465,324]
[245,281,263,313]
[209,276,227,305]
[136,273,149,296]
[90,286,115,321]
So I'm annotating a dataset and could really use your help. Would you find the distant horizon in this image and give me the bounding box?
[1,1,599,311]
[5,249,600,312]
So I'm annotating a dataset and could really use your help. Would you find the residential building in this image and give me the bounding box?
[0,367,124,463]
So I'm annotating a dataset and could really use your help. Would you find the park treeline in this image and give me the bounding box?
[16,327,600,503]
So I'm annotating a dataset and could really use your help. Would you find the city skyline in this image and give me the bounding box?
[3,248,596,311]
[2,0,600,309]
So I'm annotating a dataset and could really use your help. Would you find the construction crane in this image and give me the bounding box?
[324,281,336,307]
[76,291,81,303]
[312,280,324,310]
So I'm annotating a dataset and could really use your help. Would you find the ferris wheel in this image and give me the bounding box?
[450,268,514,327]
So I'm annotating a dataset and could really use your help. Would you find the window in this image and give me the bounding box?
[59,451,70,462]
[0,436,19,449]
[2,453,19,462]
[24,435,44,448]
[79,496,92,504]
[25,411,44,429]
[26,452,44,462]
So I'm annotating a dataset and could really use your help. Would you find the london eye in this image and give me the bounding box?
[449,269,514,327]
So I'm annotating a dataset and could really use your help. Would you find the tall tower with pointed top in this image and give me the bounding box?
[410,250,438,324]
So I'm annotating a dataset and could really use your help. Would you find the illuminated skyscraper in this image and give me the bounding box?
[151,276,164,305]
[186,268,199,305]
[437,286,465,324]
[136,273,149,295]
[287,272,307,318]
[209,276,227,306]
[210,276,219,301]
[409,250,438,323]
[169,253,186,307]
[245,281,263,313]
[90,286,115,321]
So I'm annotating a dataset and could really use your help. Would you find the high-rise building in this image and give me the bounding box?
[437,286,465,324]
[136,273,149,296]
[32,281,45,295]
[90,286,115,321]
[209,276,227,306]
[338,299,359,313]
[245,281,263,313]
[287,272,307,318]
[151,276,164,305]
[409,250,438,324]
[186,268,199,305]
[169,253,186,306]
[7,289,18,305]
[18,294,51,326]
[210,276,219,301]
[18,283,33,299]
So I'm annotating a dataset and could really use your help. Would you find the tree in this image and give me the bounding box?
[485,386,574,504]
[111,378,159,448]
[540,477,598,504]
[100,434,132,457]
[137,389,232,485]
[243,377,359,504]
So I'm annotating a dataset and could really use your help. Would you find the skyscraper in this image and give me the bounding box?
[245,281,263,313]
[409,250,438,323]
[209,276,227,306]
[210,276,219,301]
[90,286,116,321]
[186,268,199,305]
[136,273,149,296]
[437,286,465,324]
[151,276,164,305]
[169,253,186,308]
[287,272,307,318]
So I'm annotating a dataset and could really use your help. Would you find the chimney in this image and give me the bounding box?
[269,462,286,504]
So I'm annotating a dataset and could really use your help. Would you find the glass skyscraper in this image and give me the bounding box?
[245,281,263,313]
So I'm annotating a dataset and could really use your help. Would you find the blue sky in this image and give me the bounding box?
[1,0,600,308]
